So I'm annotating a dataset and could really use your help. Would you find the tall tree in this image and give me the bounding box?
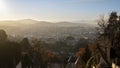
[97,12,120,67]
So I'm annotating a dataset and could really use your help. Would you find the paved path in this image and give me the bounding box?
[16,62,21,68]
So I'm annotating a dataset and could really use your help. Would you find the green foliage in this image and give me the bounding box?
[66,36,75,40]
[82,46,91,64]
[20,38,30,52]
[0,29,7,41]
[0,30,21,67]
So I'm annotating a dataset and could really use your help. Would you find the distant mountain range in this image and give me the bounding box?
[0,19,97,38]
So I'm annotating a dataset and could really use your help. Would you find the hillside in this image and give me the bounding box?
[0,19,97,39]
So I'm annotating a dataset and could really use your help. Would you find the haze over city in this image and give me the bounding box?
[0,0,120,68]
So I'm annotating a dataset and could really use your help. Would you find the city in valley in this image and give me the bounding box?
[0,0,120,68]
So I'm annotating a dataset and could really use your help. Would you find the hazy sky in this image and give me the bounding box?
[0,0,120,21]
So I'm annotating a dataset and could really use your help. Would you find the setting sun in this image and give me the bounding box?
[0,0,8,15]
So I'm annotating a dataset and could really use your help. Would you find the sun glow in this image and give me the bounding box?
[0,0,8,16]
